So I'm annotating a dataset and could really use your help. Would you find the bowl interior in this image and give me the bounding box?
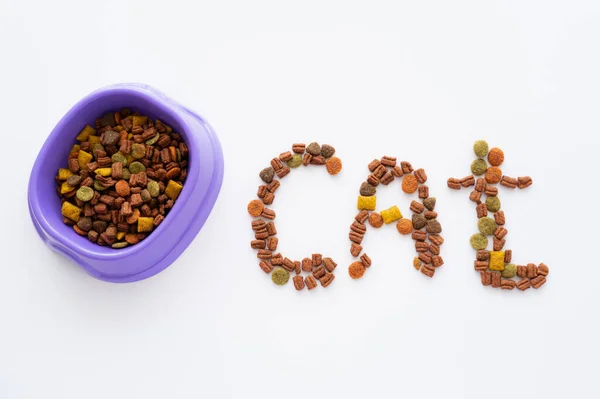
[33,88,193,257]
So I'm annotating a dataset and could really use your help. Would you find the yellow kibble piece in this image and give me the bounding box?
[381,205,402,224]
[88,135,100,145]
[113,126,124,132]
[76,125,96,141]
[60,182,75,194]
[165,180,183,200]
[70,144,80,154]
[94,168,112,177]
[57,168,73,181]
[127,133,134,140]
[77,150,93,170]
[357,195,377,210]
[126,154,135,165]
[132,115,148,126]
[61,202,81,222]
[137,217,154,233]
[489,251,505,271]
[116,231,126,240]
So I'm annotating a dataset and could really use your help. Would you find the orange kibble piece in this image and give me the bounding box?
[488,147,504,166]
[115,180,130,197]
[348,261,366,279]
[247,199,264,217]
[402,174,418,193]
[485,166,502,184]
[396,218,413,235]
[368,212,384,228]
[325,156,343,175]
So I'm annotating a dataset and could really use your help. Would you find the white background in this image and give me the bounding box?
[1,1,599,398]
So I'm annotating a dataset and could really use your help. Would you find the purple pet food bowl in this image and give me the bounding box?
[28,83,224,283]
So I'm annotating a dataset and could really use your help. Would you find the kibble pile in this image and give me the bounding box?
[247,142,342,290]
[448,140,549,291]
[56,109,188,248]
[348,156,445,279]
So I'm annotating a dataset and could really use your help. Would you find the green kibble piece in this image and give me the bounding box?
[502,263,517,278]
[471,159,488,176]
[131,143,146,159]
[478,217,497,235]
[94,180,108,191]
[129,161,146,174]
[76,186,94,202]
[287,154,302,168]
[122,168,131,180]
[112,242,129,249]
[111,152,128,166]
[176,148,182,162]
[473,140,489,158]
[470,233,489,250]
[92,143,105,153]
[486,196,501,213]
[271,267,290,285]
[147,180,160,197]
[145,133,160,145]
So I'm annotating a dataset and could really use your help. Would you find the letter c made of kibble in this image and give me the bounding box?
[247,142,342,290]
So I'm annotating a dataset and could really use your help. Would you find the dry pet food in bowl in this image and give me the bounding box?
[28,83,224,282]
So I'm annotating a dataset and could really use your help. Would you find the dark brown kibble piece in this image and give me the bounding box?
[494,211,505,225]
[474,260,489,271]
[292,143,306,153]
[530,276,546,289]
[414,168,427,184]
[323,258,337,272]
[293,275,305,290]
[368,159,381,172]
[421,265,435,278]
[321,144,335,158]
[350,243,362,257]
[360,253,372,268]
[460,175,475,187]
[312,253,323,267]
[367,174,380,186]
[306,142,321,156]
[526,263,537,278]
[501,279,516,290]
[320,273,335,287]
[476,203,488,218]
[491,272,501,288]
[481,271,492,286]
[305,275,318,290]
[412,230,427,241]
[517,278,531,291]
[423,197,436,211]
[426,220,442,234]
[412,214,427,230]
[259,167,274,183]
[259,260,273,274]
[355,210,369,224]
[360,182,377,196]
[302,258,313,272]
[380,172,394,185]
[447,178,461,190]
[313,265,326,279]
[500,176,517,189]
[518,176,533,188]
[410,200,425,214]
[537,263,549,276]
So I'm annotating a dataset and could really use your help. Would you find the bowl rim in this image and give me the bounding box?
[28,83,221,278]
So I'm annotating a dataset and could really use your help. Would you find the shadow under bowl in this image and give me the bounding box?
[28,83,224,283]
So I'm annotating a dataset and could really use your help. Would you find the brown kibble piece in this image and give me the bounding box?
[313,265,326,279]
[369,212,384,228]
[292,143,306,153]
[501,279,516,290]
[418,252,432,264]
[360,253,372,268]
[526,263,537,278]
[320,273,335,287]
[259,260,273,274]
[469,190,482,203]
[293,275,305,290]
[517,265,527,278]
[302,258,313,272]
[477,250,490,261]
[500,176,517,189]
[355,210,369,224]
[323,258,337,272]
[412,230,427,241]
[400,161,413,174]
[537,263,549,276]
[493,237,505,251]
[517,278,531,291]
[461,175,475,187]
[367,174,380,186]
[410,200,424,214]
[476,203,488,218]
[414,169,427,184]
[368,159,381,172]
[312,253,323,267]
[530,276,546,289]
[305,275,318,290]
[380,172,394,185]
[504,250,512,263]
[350,243,362,257]
[418,185,429,199]
[447,178,461,190]
[294,260,301,275]
[475,178,486,192]
[491,272,501,288]
[474,261,489,271]
[481,271,492,286]
[421,264,435,278]
[494,211,505,225]
[381,156,397,167]
[518,176,533,188]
